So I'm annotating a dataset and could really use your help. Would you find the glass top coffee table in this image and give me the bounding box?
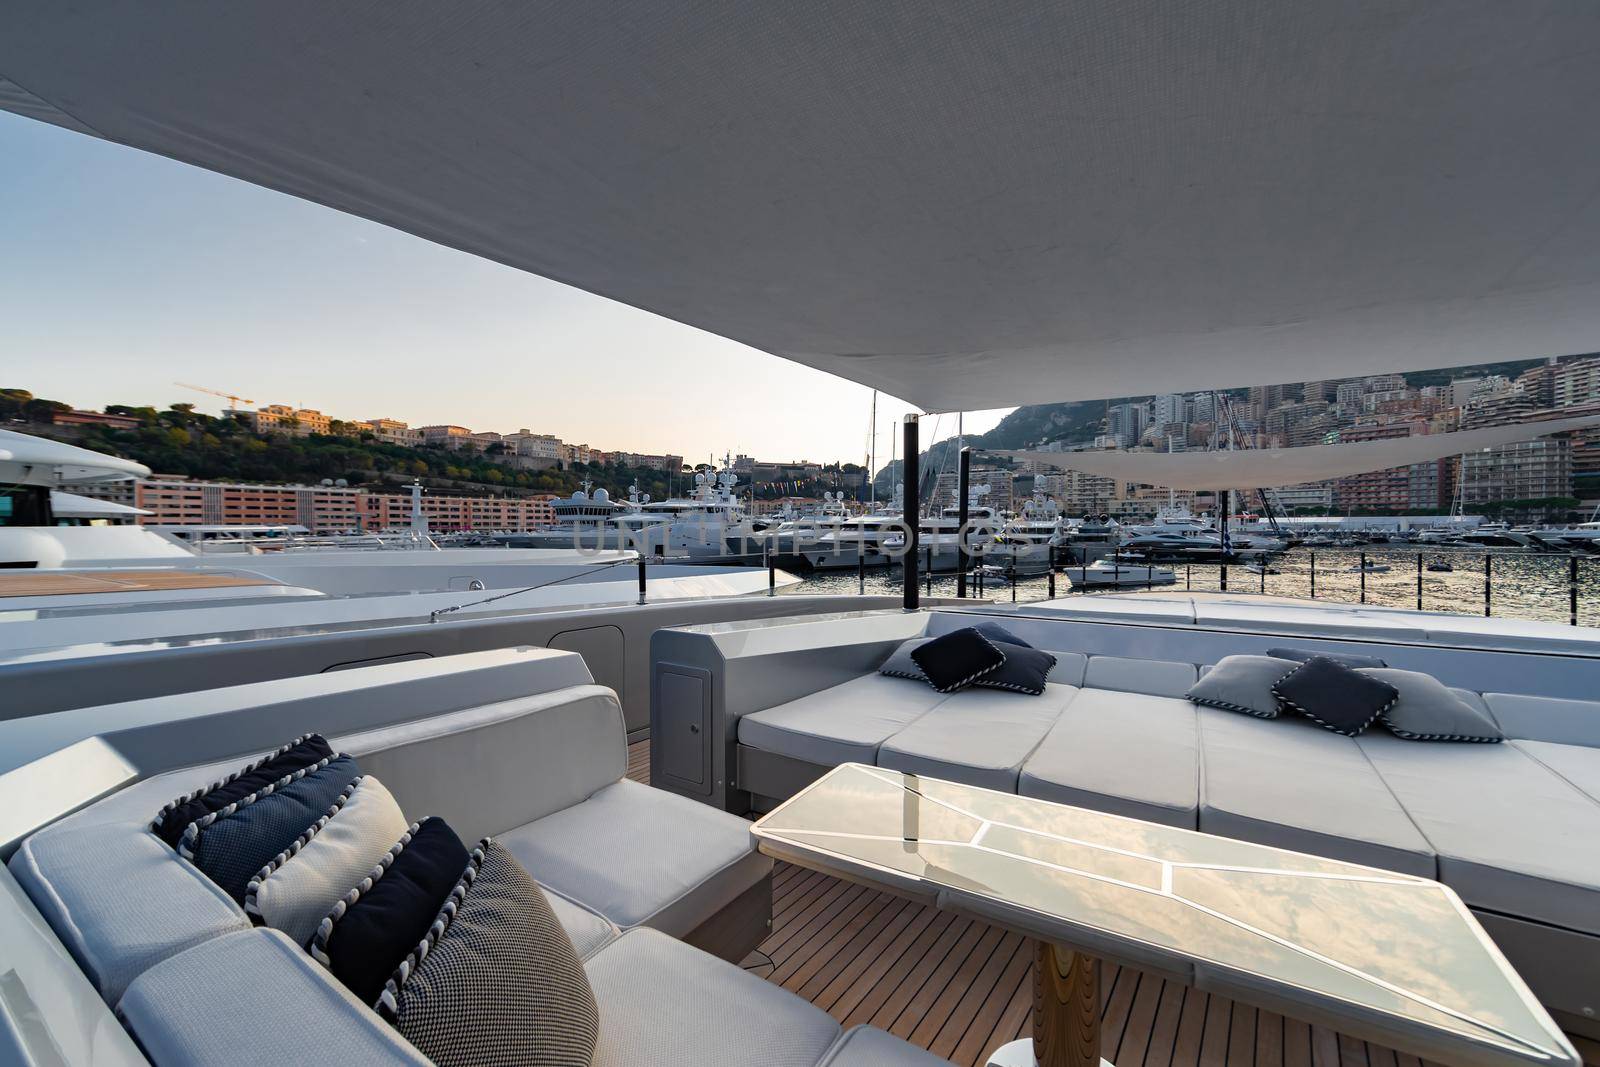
[751,763,1578,1067]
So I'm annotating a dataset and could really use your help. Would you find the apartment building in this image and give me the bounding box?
[1555,356,1600,409]
[235,404,332,436]
[360,491,556,531]
[363,418,422,446]
[416,425,479,450]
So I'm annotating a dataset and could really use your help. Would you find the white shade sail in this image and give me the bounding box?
[995,415,1600,491]
[48,490,151,518]
[3,3,1600,410]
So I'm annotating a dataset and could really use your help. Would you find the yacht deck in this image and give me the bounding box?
[625,740,1599,1067]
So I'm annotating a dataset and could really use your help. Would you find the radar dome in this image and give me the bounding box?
[573,490,588,501]
[594,488,610,502]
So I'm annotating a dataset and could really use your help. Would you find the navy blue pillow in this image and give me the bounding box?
[150,734,334,848]
[1272,656,1398,737]
[971,640,1057,696]
[313,817,471,1006]
[182,754,362,903]
[1266,646,1387,669]
[910,627,1007,693]
[971,622,1030,649]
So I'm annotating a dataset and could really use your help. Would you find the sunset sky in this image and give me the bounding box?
[1,112,1009,466]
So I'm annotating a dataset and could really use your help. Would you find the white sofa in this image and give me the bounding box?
[2,652,951,1066]
[651,609,1600,1039]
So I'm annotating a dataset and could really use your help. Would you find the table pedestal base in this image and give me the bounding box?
[985,943,1108,1067]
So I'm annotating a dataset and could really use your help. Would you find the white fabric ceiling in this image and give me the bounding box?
[4,3,1599,410]
[995,415,1600,490]
[0,429,150,483]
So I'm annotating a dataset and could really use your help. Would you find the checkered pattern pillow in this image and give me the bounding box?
[377,839,598,1067]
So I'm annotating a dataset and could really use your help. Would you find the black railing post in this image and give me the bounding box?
[902,415,920,610]
[1010,559,1017,603]
[1048,569,1056,598]
[1572,554,1580,627]
[1360,551,1367,604]
[1310,550,1316,598]
[926,546,933,596]
[1484,553,1492,617]
[1259,559,1266,594]
[637,555,647,605]
[1220,561,1228,592]
[956,447,971,598]
[1185,564,1191,590]
[766,546,775,597]
[858,549,866,595]
[1416,552,1423,611]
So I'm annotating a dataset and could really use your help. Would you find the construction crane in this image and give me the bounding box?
[175,382,253,412]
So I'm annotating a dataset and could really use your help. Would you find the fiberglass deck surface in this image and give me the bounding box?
[623,741,1598,1067]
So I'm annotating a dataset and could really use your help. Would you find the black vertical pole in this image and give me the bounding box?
[1310,550,1316,598]
[766,546,775,597]
[903,415,920,610]
[1571,555,1580,627]
[1218,489,1229,592]
[1484,553,1492,617]
[1416,553,1423,611]
[925,546,932,596]
[637,555,647,605]
[956,447,971,598]
[1360,551,1367,603]
[857,549,865,595]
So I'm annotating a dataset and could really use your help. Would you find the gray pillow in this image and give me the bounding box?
[1266,646,1387,669]
[878,637,933,682]
[1360,668,1504,743]
[1187,655,1296,719]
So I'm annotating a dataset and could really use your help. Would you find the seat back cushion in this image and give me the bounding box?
[1044,651,1088,687]
[9,822,250,1004]
[1482,693,1600,748]
[1084,656,1198,698]
[338,685,627,841]
[117,929,430,1066]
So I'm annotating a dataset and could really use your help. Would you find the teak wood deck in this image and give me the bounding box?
[624,741,1599,1067]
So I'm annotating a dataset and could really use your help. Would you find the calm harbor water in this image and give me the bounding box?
[788,547,1600,628]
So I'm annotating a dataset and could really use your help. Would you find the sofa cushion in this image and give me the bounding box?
[542,887,619,961]
[1271,657,1396,737]
[117,929,430,1066]
[149,733,334,848]
[1083,656,1197,698]
[878,637,934,682]
[314,817,472,1007]
[818,1025,956,1066]
[378,840,599,1067]
[911,627,1008,693]
[184,754,363,903]
[1482,693,1600,747]
[1196,710,1435,877]
[1044,651,1088,687]
[1019,689,1199,827]
[1512,741,1600,805]
[1186,655,1295,719]
[877,684,1079,792]
[1360,733,1600,935]
[246,774,409,946]
[497,779,772,935]
[739,673,949,766]
[338,686,628,842]
[10,822,251,1003]
[584,927,841,1067]
[1362,668,1503,743]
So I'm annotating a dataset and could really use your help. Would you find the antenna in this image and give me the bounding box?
[175,382,254,413]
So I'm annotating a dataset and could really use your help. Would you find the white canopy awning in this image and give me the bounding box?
[0,429,150,484]
[996,415,1600,490]
[4,4,1600,410]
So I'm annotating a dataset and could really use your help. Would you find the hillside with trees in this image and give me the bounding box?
[1,389,865,501]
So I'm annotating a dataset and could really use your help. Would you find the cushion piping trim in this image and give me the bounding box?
[376,838,488,1019]
[1189,695,1279,720]
[309,818,424,967]
[971,648,1058,696]
[243,774,367,922]
[177,754,341,861]
[1383,725,1503,743]
[149,733,322,832]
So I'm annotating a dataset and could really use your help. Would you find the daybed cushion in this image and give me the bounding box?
[497,778,771,935]
[1512,741,1600,804]
[584,927,841,1067]
[1360,733,1600,935]
[117,929,430,1066]
[1019,689,1199,827]
[10,822,251,1003]
[876,684,1079,792]
[739,673,950,766]
[819,1025,957,1066]
[1482,693,1600,747]
[1083,656,1198,698]
[1044,651,1089,687]
[543,887,620,961]
[1196,710,1436,877]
